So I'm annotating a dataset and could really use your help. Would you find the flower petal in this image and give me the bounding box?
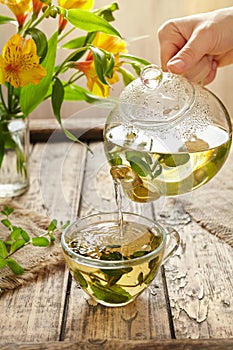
[92,32,127,55]
[0,56,6,84]
[2,0,32,26]
[18,66,47,86]
[58,0,94,10]
[1,34,47,88]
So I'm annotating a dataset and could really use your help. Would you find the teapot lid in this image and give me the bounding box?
[119,65,195,127]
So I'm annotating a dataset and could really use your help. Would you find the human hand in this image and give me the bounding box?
[158,7,233,84]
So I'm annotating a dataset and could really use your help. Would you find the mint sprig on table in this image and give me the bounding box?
[0,205,69,276]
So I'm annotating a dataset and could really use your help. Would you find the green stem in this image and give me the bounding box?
[54,46,88,76]
[4,228,60,259]
[0,86,8,114]
[19,17,33,35]
[30,9,51,29]
[58,26,75,43]
[17,4,53,38]
[67,72,84,85]
[7,84,14,115]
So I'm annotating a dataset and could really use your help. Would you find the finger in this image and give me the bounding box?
[167,28,212,74]
[158,21,186,71]
[182,55,213,83]
[203,60,218,85]
[159,41,181,72]
[215,49,233,67]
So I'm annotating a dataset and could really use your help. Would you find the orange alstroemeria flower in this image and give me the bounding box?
[0,34,47,88]
[0,0,32,27]
[74,32,127,97]
[80,58,122,97]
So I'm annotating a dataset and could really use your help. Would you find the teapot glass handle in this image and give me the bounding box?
[162,226,180,264]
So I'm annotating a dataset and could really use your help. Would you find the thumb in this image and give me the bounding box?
[167,32,208,74]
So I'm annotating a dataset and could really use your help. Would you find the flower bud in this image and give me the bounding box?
[49,5,58,18]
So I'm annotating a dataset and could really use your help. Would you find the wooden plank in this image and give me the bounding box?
[62,274,172,341]
[29,104,110,142]
[17,141,87,221]
[0,267,69,343]
[30,119,104,143]
[62,142,172,341]
[0,142,87,343]
[155,199,233,338]
[1,338,233,350]
[16,143,48,214]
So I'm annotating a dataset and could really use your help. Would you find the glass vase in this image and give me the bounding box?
[0,117,30,197]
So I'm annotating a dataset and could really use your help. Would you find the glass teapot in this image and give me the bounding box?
[103,65,232,203]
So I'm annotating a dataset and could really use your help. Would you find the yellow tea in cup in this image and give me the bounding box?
[61,212,179,307]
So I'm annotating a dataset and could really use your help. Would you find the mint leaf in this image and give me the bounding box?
[109,155,122,166]
[91,281,131,304]
[10,239,25,254]
[74,270,88,288]
[138,272,144,285]
[1,219,11,228]
[130,251,149,259]
[162,154,190,167]
[0,256,7,269]
[6,258,24,275]
[20,229,30,242]
[144,257,160,285]
[10,227,22,240]
[32,237,50,247]
[126,151,152,177]
[0,240,8,258]
[48,219,57,232]
[1,205,14,216]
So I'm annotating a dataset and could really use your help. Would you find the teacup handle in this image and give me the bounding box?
[162,226,180,264]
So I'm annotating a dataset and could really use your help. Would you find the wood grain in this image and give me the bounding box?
[155,198,233,339]
[0,142,86,343]
[61,142,172,341]
[18,141,87,221]
[29,109,107,143]
[1,338,233,350]
[1,139,232,344]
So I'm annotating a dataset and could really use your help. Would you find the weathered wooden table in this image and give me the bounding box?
[0,116,232,350]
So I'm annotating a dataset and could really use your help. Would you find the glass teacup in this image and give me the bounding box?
[61,212,180,307]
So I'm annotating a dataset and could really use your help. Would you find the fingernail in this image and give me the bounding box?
[167,58,185,73]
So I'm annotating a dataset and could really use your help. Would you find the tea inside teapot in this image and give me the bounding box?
[104,65,232,202]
